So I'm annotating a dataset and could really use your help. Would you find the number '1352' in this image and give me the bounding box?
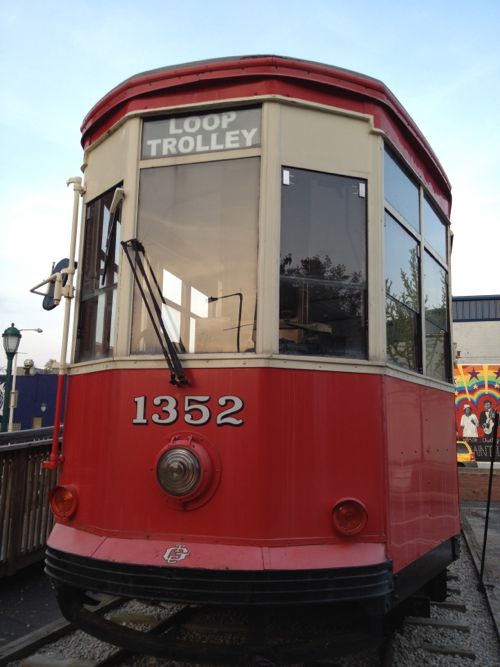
[132,395,244,427]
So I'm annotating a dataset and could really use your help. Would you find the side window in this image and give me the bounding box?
[424,252,450,381]
[385,213,421,372]
[75,185,122,361]
[384,150,419,232]
[279,167,367,359]
[384,147,451,381]
[423,197,447,262]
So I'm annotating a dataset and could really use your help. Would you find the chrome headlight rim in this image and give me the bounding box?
[155,433,219,509]
[157,446,201,497]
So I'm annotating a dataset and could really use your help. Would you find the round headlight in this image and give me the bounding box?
[157,447,201,497]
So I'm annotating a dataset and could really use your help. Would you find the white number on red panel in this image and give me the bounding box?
[132,395,244,426]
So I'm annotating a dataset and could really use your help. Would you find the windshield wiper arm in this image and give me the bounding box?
[121,238,188,386]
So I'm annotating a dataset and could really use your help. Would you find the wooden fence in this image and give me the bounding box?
[0,427,60,576]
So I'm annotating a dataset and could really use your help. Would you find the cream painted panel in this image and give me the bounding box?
[83,118,140,202]
[76,118,141,359]
[280,105,373,177]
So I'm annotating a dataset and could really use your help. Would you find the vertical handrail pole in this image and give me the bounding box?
[478,410,499,589]
[43,177,84,469]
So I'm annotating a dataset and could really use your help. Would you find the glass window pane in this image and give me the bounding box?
[385,213,420,313]
[162,304,181,343]
[384,150,419,231]
[424,252,448,331]
[386,296,419,371]
[425,321,448,382]
[76,186,121,362]
[77,289,117,361]
[132,158,259,354]
[424,197,447,259]
[424,252,450,381]
[279,167,367,359]
[162,269,182,304]
[191,287,209,318]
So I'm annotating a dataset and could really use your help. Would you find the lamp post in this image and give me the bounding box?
[1,324,22,432]
[7,329,43,432]
[40,402,47,427]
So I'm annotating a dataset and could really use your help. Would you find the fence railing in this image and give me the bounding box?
[0,427,60,576]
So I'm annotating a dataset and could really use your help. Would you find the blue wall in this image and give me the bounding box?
[0,374,60,429]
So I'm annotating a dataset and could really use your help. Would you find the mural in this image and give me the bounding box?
[455,364,500,461]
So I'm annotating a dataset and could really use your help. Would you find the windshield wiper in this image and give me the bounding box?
[121,238,188,386]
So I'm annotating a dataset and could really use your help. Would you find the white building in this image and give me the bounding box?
[453,295,500,365]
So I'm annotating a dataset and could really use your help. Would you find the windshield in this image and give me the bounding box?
[131,158,260,354]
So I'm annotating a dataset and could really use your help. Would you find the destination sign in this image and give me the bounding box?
[142,108,260,159]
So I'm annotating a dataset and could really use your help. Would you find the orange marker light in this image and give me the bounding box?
[332,499,367,536]
[50,485,78,518]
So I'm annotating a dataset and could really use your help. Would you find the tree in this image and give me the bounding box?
[279,253,366,355]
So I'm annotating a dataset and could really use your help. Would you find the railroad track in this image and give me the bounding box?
[314,539,496,667]
[0,598,386,667]
[0,599,200,667]
[1,596,385,666]
[0,595,122,667]
[398,598,475,662]
[2,536,499,667]
[380,575,484,666]
[0,595,480,667]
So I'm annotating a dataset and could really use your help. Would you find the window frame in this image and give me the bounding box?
[278,165,368,360]
[383,146,452,382]
[384,211,422,373]
[75,183,123,362]
[133,107,263,357]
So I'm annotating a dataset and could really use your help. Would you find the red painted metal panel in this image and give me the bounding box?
[48,523,387,570]
[384,375,460,572]
[48,366,460,573]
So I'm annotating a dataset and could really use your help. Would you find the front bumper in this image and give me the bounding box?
[46,545,393,606]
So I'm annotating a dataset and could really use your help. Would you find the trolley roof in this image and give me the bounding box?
[81,55,451,214]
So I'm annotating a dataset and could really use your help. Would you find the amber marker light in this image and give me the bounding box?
[332,498,367,536]
[50,485,78,518]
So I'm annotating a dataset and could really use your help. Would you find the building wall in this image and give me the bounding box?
[0,374,59,430]
[454,363,500,462]
[454,320,500,365]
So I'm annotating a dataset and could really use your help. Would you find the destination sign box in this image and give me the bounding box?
[142,108,260,159]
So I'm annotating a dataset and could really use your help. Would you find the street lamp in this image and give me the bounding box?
[7,328,43,431]
[1,324,22,432]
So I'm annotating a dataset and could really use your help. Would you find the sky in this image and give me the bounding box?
[0,0,499,367]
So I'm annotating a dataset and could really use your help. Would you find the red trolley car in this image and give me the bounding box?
[40,56,460,662]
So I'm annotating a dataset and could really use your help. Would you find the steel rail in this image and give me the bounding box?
[0,596,122,667]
